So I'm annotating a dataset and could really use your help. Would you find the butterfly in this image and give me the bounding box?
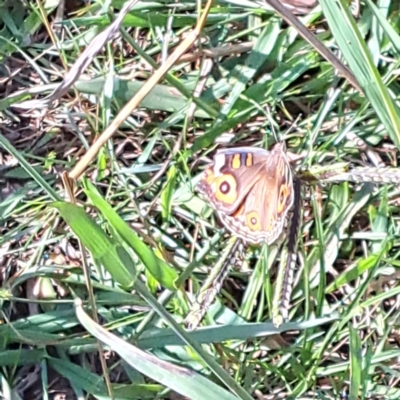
[198,144,294,245]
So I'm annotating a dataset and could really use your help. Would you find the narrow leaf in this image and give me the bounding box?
[83,179,178,289]
[52,202,137,288]
[75,301,240,400]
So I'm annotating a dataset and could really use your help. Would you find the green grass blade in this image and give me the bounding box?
[75,302,240,400]
[349,325,363,400]
[83,178,178,289]
[365,0,400,55]
[0,134,60,202]
[319,0,400,148]
[160,165,177,220]
[52,201,137,288]
[76,297,250,400]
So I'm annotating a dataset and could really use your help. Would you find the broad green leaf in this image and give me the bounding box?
[52,202,137,288]
[48,357,163,398]
[75,301,240,400]
[82,179,178,289]
[0,350,45,366]
[75,78,216,119]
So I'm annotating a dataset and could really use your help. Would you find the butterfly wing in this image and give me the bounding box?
[219,145,294,244]
[200,144,294,245]
[198,147,271,215]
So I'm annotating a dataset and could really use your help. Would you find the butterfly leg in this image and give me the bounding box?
[272,177,302,327]
[185,236,241,330]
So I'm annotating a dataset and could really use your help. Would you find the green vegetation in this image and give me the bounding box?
[1,0,400,398]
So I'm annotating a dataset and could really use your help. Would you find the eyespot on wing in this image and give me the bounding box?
[214,174,238,205]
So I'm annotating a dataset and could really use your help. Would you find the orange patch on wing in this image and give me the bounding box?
[277,184,291,213]
[233,202,245,217]
[245,153,253,167]
[231,154,241,169]
[202,168,215,185]
[246,211,262,231]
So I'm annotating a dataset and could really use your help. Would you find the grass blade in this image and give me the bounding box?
[319,0,400,148]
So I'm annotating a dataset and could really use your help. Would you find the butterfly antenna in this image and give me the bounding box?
[285,114,301,138]
[264,105,302,148]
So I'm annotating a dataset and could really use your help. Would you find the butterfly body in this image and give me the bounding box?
[198,144,294,245]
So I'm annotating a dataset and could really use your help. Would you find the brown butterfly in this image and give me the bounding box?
[198,144,294,245]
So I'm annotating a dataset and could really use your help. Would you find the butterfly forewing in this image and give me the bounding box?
[198,147,271,215]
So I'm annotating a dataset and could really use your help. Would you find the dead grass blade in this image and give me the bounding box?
[48,0,139,102]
